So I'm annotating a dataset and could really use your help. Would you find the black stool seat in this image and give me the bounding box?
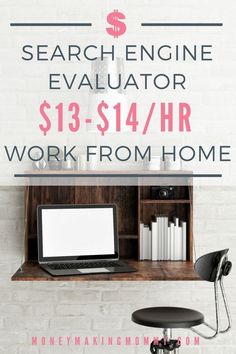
[132,307,204,329]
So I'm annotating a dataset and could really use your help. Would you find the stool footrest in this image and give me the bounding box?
[150,338,181,353]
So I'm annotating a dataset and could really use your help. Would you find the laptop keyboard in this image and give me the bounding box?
[48,261,123,270]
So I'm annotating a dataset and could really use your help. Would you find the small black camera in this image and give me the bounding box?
[151,186,175,200]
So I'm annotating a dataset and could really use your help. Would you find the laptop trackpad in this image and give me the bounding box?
[78,268,110,274]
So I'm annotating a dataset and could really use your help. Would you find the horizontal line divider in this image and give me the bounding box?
[141,23,223,27]
[14,174,222,178]
[10,22,223,27]
[10,23,92,27]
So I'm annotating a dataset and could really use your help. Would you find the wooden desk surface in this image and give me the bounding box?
[11,260,200,281]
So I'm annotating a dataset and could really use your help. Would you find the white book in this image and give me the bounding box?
[181,221,187,261]
[151,220,158,261]
[173,217,179,260]
[174,225,182,260]
[159,216,163,261]
[143,225,146,260]
[148,230,152,260]
[142,225,146,260]
[178,226,183,260]
[169,222,175,260]
[167,226,171,260]
[163,217,168,260]
[161,216,164,260]
[156,217,160,260]
[139,223,144,260]
[157,217,162,260]
[174,217,179,228]
[160,217,163,261]
[161,217,164,260]
[143,226,150,260]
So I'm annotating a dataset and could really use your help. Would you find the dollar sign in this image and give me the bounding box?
[106,9,126,38]
[39,100,51,136]
[97,100,109,136]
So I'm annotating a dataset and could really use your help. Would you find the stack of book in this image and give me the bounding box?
[139,216,187,261]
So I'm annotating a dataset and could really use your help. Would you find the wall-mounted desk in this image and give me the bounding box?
[12,260,200,281]
[12,172,196,281]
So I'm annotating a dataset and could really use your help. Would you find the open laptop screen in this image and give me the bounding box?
[37,205,118,262]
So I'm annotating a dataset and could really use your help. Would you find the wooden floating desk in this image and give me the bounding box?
[12,182,195,281]
[12,260,200,281]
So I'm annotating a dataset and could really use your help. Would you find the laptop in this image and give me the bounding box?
[37,204,136,276]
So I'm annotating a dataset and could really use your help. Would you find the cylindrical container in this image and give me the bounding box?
[48,159,62,170]
[164,156,182,170]
[62,158,74,170]
[88,155,98,170]
[32,159,47,170]
[75,156,80,170]
[80,154,87,170]
[32,151,47,170]
[144,156,161,170]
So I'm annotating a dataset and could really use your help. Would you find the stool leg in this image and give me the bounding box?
[163,328,171,339]
[150,329,180,354]
[163,328,171,354]
[163,329,180,353]
[163,349,179,353]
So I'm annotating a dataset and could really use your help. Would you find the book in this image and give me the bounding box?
[139,223,151,260]
[167,226,171,260]
[139,223,144,260]
[143,225,150,260]
[169,222,175,260]
[181,221,187,261]
[158,216,162,260]
[173,217,182,261]
[148,230,152,260]
[141,217,187,262]
[175,226,183,260]
[151,220,158,261]
[163,216,168,260]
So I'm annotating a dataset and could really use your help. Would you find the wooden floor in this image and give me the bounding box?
[11,260,200,281]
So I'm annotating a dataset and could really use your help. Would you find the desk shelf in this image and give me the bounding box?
[140,199,191,204]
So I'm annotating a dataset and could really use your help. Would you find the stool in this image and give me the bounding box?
[131,249,232,353]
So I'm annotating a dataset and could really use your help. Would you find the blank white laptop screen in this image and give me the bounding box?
[41,207,115,257]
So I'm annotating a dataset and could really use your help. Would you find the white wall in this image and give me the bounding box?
[0,0,236,185]
[0,186,235,353]
[0,0,235,352]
